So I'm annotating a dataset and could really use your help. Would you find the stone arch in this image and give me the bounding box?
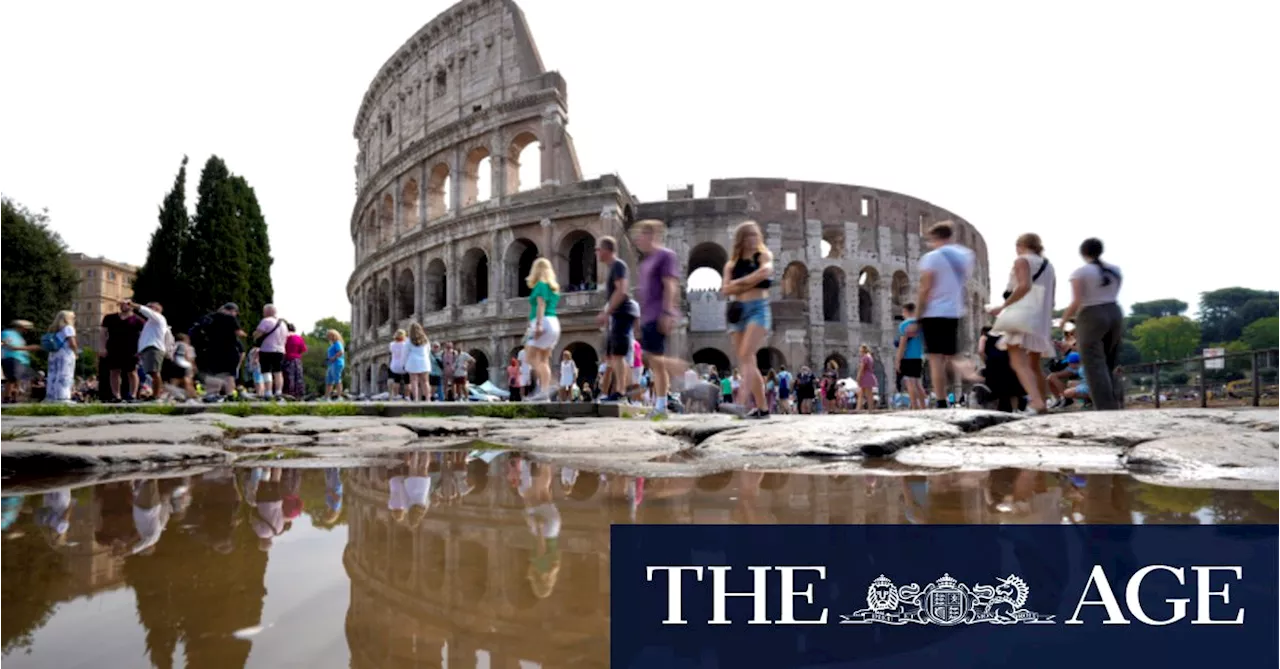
[395,269,414,321]
[821,228,844,259]
[692,348,732,377]
[558,230,597,289]
[687,242,728,292]
[379,194,395,245]
[858,267,880,325]
[504,238,539,298]
[459,248,489,305]
[377,278,391,325]
[756,347,786,374]
[562,341,599,386]
[781,262,808,300]
[424,258,447,312]
[891,271,911,314]
[459,540,488,599]
[462,145,492,206]
[400,178,420,232]
[426,162,450,218]
[377,363,391,388]
[822,267,845,322]
[506,131,541,194]
[468,348,490,385]
[824,352,850,378]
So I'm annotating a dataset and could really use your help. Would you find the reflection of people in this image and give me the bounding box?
[249,468,286,550]
[37,488,74,546]
[131,479,172,555]
[404,453,432,527]
[320,468,344,526]
[517,459,561,598]
[387,461,408,523]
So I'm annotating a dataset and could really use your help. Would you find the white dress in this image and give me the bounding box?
[559,360,577,388]
[45,325,76,401]
[997,253,1056,356]
[404,342,430,374]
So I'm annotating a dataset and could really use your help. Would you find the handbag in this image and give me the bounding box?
[992,258,1050,335]
[726,301,744,325]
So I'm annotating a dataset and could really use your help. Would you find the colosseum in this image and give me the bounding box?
[346,0,991,399]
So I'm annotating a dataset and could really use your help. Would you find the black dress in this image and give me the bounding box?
[983,334,1026,412]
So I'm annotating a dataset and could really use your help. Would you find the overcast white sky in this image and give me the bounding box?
[3,0,1277,329]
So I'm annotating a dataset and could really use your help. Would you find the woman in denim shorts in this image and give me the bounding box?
[721,220,775,419]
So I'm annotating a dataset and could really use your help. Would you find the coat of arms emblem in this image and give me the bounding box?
[840,573,1055,626]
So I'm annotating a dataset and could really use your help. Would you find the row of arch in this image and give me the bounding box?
[357,132,544,256]
[686,241,914,325]
[359,231,599,329]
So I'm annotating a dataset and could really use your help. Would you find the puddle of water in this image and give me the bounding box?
[2,449,1276,668]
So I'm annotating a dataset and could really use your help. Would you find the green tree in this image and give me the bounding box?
[1133,315,1201,362]
[1,198,79,329]
[1240,316,1279,351]
[133,156,194,332]
[75,347,98,378]
[1124,313,1152,339]
[231,176,273,319]
[1130,299,1188,319]
[1117,340,1142,366]
[1198,287,1279,344]
[308,317,351,343]
[185,156,250,321]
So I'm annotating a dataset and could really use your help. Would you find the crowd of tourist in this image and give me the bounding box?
[1,218,1119,416]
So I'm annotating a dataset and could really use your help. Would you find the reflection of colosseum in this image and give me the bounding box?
[341,461,923,667]
[345,0,990,397]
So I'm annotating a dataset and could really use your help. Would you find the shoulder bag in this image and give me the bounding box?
[992,257,1050,335]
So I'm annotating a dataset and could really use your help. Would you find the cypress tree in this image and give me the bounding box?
[186,156,250,321]
[133,156,193,331]
[231,175,274,318]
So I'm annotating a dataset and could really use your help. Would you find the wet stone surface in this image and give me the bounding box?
[1,408,1276,490]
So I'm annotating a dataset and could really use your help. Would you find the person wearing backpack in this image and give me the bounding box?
[916,221,978,409]
[795,365,816,414]
[43,310,78,403]
[776,365,793,414]
[191,303,245,397]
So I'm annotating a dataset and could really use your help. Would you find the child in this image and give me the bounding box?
[248,347,265,397]
[325,330,345,400]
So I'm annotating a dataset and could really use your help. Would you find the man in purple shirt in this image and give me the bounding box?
[633,219,688,417]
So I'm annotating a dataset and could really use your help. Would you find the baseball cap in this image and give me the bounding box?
[1065,352,1081,364]
[222,303,239,311]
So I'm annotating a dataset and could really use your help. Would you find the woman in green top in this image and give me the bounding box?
[524,257,561,402]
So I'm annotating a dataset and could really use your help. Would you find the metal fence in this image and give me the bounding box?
[1118,347,1279,409]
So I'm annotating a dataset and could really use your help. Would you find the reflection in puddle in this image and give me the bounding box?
[3,449,1277,668]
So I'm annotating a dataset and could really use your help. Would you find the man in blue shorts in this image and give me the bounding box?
[895,302,927,410]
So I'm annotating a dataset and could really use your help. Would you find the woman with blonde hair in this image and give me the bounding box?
[404,323,432,401]
[324,329,345,400]
[557,349,578,401]
[721,221,774,418]
[388,328,409,399]
[44,310,78,402]
[856,344,877,412]
[988,232,1055,414]
[524,257,561,402]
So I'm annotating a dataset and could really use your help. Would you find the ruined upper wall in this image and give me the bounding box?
[352,0,562,194]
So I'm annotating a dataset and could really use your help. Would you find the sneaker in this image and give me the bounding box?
[645,409,668,420]
[745,408,771,420]
[600,393,623,403]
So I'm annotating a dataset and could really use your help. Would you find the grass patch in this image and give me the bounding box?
[1,428,33,440]
[466,404,543,419]
[243,447,313,461]
[403,411,449,418]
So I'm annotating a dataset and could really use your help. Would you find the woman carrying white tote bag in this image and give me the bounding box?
[988,233,1055,415]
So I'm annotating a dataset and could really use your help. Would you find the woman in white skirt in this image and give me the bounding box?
[404,323,432,402]
[524,258,562,402]
[44,310,78,403]
[988,233,1055,415]
[558,350,578,401]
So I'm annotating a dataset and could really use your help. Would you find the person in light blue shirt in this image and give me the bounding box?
[895,303,927,410]
[2,320,38,403]
[325,330,345,400]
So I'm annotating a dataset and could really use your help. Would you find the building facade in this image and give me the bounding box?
[346,0,990,397]
[68,252,137,353]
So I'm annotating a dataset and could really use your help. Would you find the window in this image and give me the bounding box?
[108,271,116,281]
[785,191,797,211]
[383,115,392,137]
[87,269,95,278]
[435,70,447,98]
[861,197,871,217]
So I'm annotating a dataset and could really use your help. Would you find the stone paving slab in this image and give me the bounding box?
[0,408,1275,490]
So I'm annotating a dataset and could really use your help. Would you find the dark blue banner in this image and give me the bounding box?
[611,525,1279,668]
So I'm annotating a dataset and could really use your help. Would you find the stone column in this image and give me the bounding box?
[490,131,507,202]
[448,147,462,212]
[445,241,459,309]
[419,162,429,224]
[414,253,425,320]
[805,219,825,365]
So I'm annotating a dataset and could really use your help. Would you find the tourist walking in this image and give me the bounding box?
[102,300,145,402]
[190,303,245,398]
[168,333,198,400]
[987,233,1056,414]
[594,236,640,401]
[558,350,578,401]
[451,346,474,401]
[1061,238,1124,411]
[2,320,37,403]
[324,329,345,400]
[796,365,816,414]
[632,219,688,417]
[915,221,978,409]
[776,365,794,414]
[388,329,409,399]
[721,220,774,418]
[856,344,878,411]
[131,301,169,400]
[251,305,288,401]
[404,323,432,402]
[524,258,562,402]
[895,302,928,410]
[430,342,444,401]
[44,311,78,403]
[441,343,456,400]
[283,322,307,398]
